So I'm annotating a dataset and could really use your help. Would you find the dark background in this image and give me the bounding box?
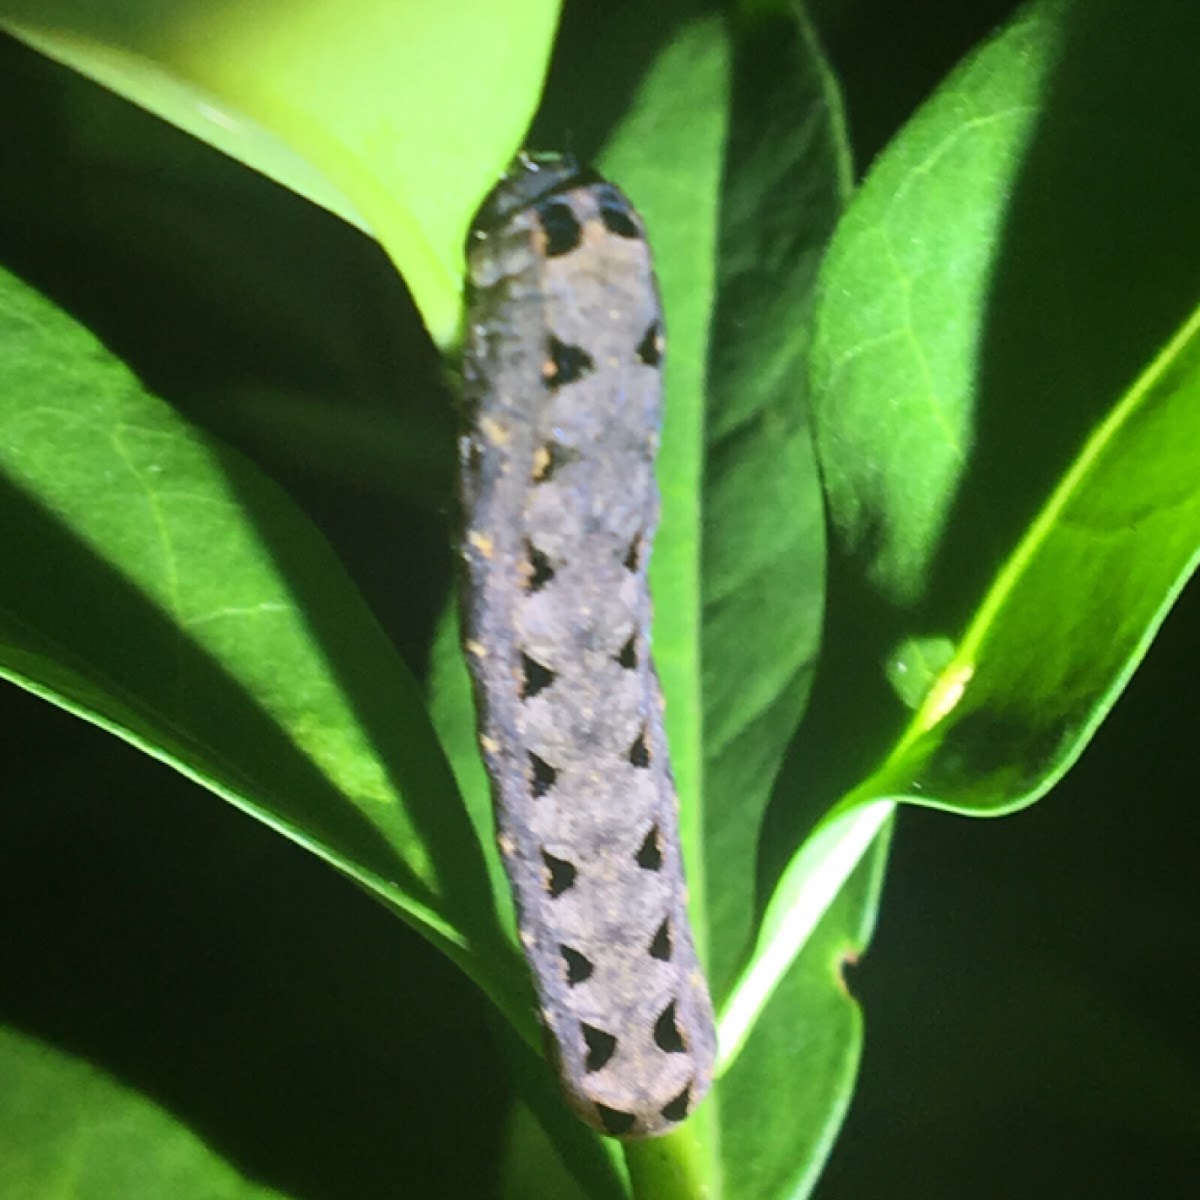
[3,1,1198,1196]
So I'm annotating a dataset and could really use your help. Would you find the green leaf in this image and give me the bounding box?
[810,0,1068,604]
[718,824,890,1200]
[498,1101,627,1200]
[0,263,531,1038]
[876,302,1200,812]
[0,1026,291,1199]
[697,3,849,997]
[722,0,1200,1093]
[1,0,564,344]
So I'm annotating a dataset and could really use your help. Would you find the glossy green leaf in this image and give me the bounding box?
[875,302,1200,811]
[0,263,530,1038]
[0,1026,291,1199]
[697,3,849,997]
[722,0,1200,1087]
[1,0,563,344]
[498,1102,626,1200]
[719,824,890,1200]
[810,0,1067,604]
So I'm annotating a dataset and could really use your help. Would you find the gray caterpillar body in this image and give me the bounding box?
[459,156,716,1138]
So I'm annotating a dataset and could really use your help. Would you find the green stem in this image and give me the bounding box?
[623,1098,721,1200]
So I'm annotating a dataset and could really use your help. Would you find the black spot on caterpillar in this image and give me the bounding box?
[459,155,717,1139]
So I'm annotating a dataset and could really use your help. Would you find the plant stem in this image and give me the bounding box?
[623,1099,721,1200]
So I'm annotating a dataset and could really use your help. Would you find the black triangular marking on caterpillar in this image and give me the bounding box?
[596,1104,636,1136]
[654,1001,686,1054]
[582,1023,617,1072]
[594,185,640,239]
[616,635,637,669]
[525,540,555,591]
[543,336,593,389]
[629,727,651,768]
[636,825,663,871]
[649,918,672,961]
[536,199,584,256]
[636,321,663,367]
[661,1085,691,1123]
[561,944,594,985]
[522,652,555,699]
[529,752,557,797]
[542,850,577,897]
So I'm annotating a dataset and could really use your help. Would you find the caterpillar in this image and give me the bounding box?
[458,155,716,1139]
